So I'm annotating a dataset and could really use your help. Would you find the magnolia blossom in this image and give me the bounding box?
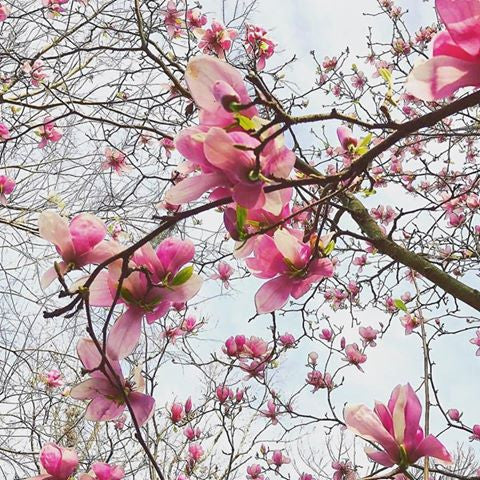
[0,3,10,21]
[407,0,480,100]
[332,461,357,480]
[359,326,379,347]
[102,148,129,174]
[469,425,480,441]
[261,399,279,424]
[337,126,358,152]
[23,60,48,86]
[278,332,295,347]
[344,384,452,467]
[70,338,155,426]
[0,175,15,205]
[88,238,202,359]
[198,21,237,58]
[245,24,276,70]
[223,335,268,358]
[447,408,462,422]
[306,370,333,391]
[0,122,10,140]
[343,344,367,371]
[42,0,69,16]
[188,443,204,462]
[210,260,234,288]
[246,228,334,313]
[37,117,62,148]
[43,369,63,388]
[38,211,116,288]
[186,8,207,29]
[470,329,480,355]
[170,402,185,423]
[29,443,78,480]
[162,0,183,38]
[268,450,291,468]
[246,464,264,480]
[79,462,125,480]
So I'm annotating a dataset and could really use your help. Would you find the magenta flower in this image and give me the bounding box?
[332,460,356,480]
[470,329,480,355]
[188,443,204,463]
[29,443,78,480]
[210,260,234,288]
[344,384,452,467]
[279,332,295,347]
[337,126,358,152]
[197,21,237,58]
[0,3,10,21]
[102,148,129,174]
[261,399,279,424]
[42,0,69,16]
[70,338,155,426]
[306,371,333,392]
[79,462,125,480]
[38,211,116,288]
[0,174,15,205]
[469,424,480,441]
[246,228,334,313]
[170,402,184,423]
[37,117,62,148]
[162,0,183,38]
[216,385,232,404]
[447,408,462,422]
[88,238,202,359]
[245,24,276,70]
[0,122,10,140]
[407,0,480,100]
[186,8,207,29]
[247,464,264,480]
[43,369,63,388]
[359,326,379,347]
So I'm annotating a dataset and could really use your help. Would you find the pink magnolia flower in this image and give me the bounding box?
[300,474,316,480]
[332,461,356,480]
[170,402,184,423]
[240,359,266,380]
[114,414,126,430]
[268,450,291,468]
[470,424,480,441]
[37,117,62,148]
[102,148,129,174]
[185,396,193,414]
[0,3,10,21]
[188,443,204,462]
[42,0,69,16]
[216,385,232,403]
[245,24,276,70]
[43,369,63,388]
[337,126,358,152]
[359,326,379,347]
[210,260,234,288]
[198,21,237,58]
[447,408,462,422]
[184,425,201,441]
[182,315,197,332]
[23,60,48,87]
[38,211,116,288]
[70,338,155,426]
[88,238,202,359]
[470,329,480,355]
[0,175,15,205]
[261,399,279,424]
[160,137,175,158]
[320,328,333,341]
[29,443,78,480]
[246,228,335,313]
[279,332,295,347]
[344,383,452,467]
[0,122,10,140]
[79,462,125,480]
[407,0,480,100]
[343,343,367,372]
[247,464,264,480]
[306,371,333,392]
[401,314,420,335]
[162,0,183,38]
[187,8,207,29]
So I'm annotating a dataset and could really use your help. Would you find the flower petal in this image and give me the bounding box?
[106,308,143,360]
[255,275,293,314]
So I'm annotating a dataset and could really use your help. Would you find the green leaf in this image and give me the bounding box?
[379,68,393,89]
[171,266,194,286]
[323,240,335,256]
[394,299,408,312]
[360,188,376,197]
[120,287,136,304]
[236,205,247,233]
[234,113,257,132]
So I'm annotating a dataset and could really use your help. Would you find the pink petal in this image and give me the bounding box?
[38,211,74,260]
[403,384,423,452]
[156,237,195,276]
[175,126,211,171]
[106,308,143,360]
[128,391,156,427]
[76,338,123,379]
[273,229,303,266]
[433,30,477,61]
[254,276,293,314]
[85,396,126,422]
[79,240,121,266]
[409,434,453,464]
[87,271,115,306]
[163,273,203,302]
[406,55,480,100]
[232,181,264,209]
[436,0,480,57]
[165,172,229,204]
[70,378,114,400]
[40,262,67,289]
[365,448,395,467]
[69,213,106,257]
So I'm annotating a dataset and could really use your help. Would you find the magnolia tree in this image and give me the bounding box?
[1,0,480,479]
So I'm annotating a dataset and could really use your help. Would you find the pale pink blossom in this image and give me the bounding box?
[23,60,48,87]
[447,408,462,422]
[319,328,333,341]
[42,0,69,16]
[278,332,295,347]
[343,343,367,372]
[184,425,201,441]
[37,117,62,148]
[79,462,125,480]
[43,369,63,388]
[198,21,237,58]
[0,3,10,21]
[306,371,333,392]
[470,424,480,441]
[359,326,379,347]
[332,460,357,480]
[246,228,334,313]
[337,126,358,152]
[261,399,278,424]
[29,443,78,480]
[0,123,10,140]
[245,24,276,70]
[186,8,207,29]
[162,0,183,38]
[401,314,420,335]
[344,384,452,467]
[470,329,480,355]
[407,0,480,100]
[246,464,264,480]
[0,175,15,205]
[210,260,234,288]
[188,443,204,462]
[38,211,116,288]
[70,339,155,426]
[268,450,290,468]
[102,148,129,174]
